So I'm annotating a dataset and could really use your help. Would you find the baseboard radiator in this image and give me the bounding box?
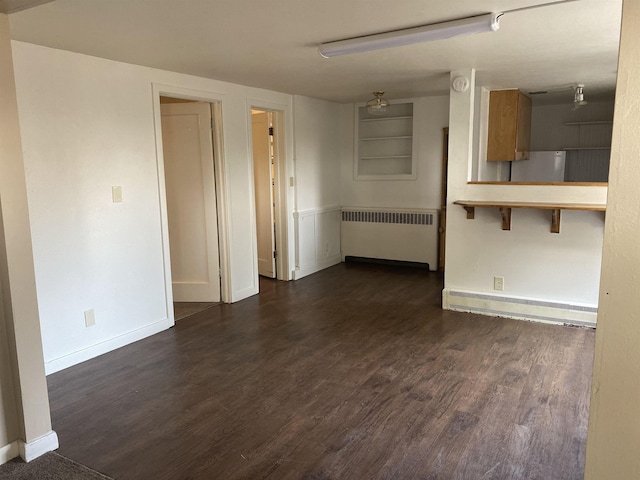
[341,208,439,271]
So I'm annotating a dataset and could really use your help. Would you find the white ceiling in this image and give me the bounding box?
[8,0,623,104]
[0,0,52,14]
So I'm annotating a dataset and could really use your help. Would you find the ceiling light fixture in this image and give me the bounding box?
[366,91,390,115]
[573,84,588,110]
[318,13,502,58]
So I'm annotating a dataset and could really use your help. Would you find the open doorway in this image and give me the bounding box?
[159,96,221,319]
[251,110,277,279]
[250,108,287,282]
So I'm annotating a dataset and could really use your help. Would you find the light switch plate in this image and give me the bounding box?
[84,309,96,327]
[112,186,123,203]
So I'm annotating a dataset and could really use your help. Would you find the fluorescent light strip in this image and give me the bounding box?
[318,13,502,58]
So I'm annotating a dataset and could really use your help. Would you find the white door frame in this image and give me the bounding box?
[152,84,231,323]
[247,101,290,282]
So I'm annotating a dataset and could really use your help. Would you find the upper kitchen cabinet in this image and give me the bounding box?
[487,89,532,162]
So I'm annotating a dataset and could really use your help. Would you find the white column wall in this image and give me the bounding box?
[585,0,640,476]
[0,17,55,464]
[292,95,342,279]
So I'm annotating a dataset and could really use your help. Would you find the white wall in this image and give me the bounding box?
[341,96,449,209]
[0,17,55,463]
[0,18,20,463]
[473,88,510,183]
[339,96,449,270]
[444,69,607,325]
[11,41,310,373]
[0,276,19,463]
[585,0,640,475]
[294,96,342,212]
[292,95,342,279]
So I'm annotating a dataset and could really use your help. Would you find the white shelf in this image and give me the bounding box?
[356,174,417,181]
[360,155,412,160]
[361,136,412,141]
[360,115,413,122]
[355,102,415,179]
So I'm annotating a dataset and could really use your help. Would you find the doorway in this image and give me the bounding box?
[250,108,286,281]
[160,96,221,318]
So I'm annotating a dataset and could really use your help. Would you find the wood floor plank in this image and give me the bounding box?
[46,262,595,479]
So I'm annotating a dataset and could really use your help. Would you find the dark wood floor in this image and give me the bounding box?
[47,263,595,480]
[173,301,219,321]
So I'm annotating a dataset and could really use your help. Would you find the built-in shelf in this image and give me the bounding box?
[453,200,606,234]
[361,136,412,141]
[360,155,412,160]
[356,102,415,179]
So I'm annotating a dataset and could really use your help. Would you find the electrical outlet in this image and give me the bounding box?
[494,276,505,291]
[84,309,96,327]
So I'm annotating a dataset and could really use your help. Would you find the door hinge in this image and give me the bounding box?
[273,251,278,259]
[268,126,274,136]
[218,268,222,278]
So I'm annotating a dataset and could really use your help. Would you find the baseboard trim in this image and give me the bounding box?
[45,318,171,375]
[0,441,19,465]
[19,431,59,462]
[442,288,597,327]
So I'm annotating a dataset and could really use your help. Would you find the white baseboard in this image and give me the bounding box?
[19,431,59,462]
[442,288,597,327]
[293,255,341,280]
[45,318,171,375]
[0,441,19,465]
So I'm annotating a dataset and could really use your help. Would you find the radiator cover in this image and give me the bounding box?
[341,208,439,271]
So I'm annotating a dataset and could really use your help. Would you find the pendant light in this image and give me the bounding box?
[572,84,588,110]
[366,91,390,115]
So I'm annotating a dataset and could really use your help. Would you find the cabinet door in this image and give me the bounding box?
[486,89,531,162]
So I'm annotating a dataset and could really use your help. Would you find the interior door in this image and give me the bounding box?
[251,111,276,278]
[161,102,221,302]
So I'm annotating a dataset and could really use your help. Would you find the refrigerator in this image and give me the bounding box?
[510,151,566,182]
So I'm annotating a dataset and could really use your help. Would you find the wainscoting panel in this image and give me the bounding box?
[294,206,341,279]
[341,207,439,271]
